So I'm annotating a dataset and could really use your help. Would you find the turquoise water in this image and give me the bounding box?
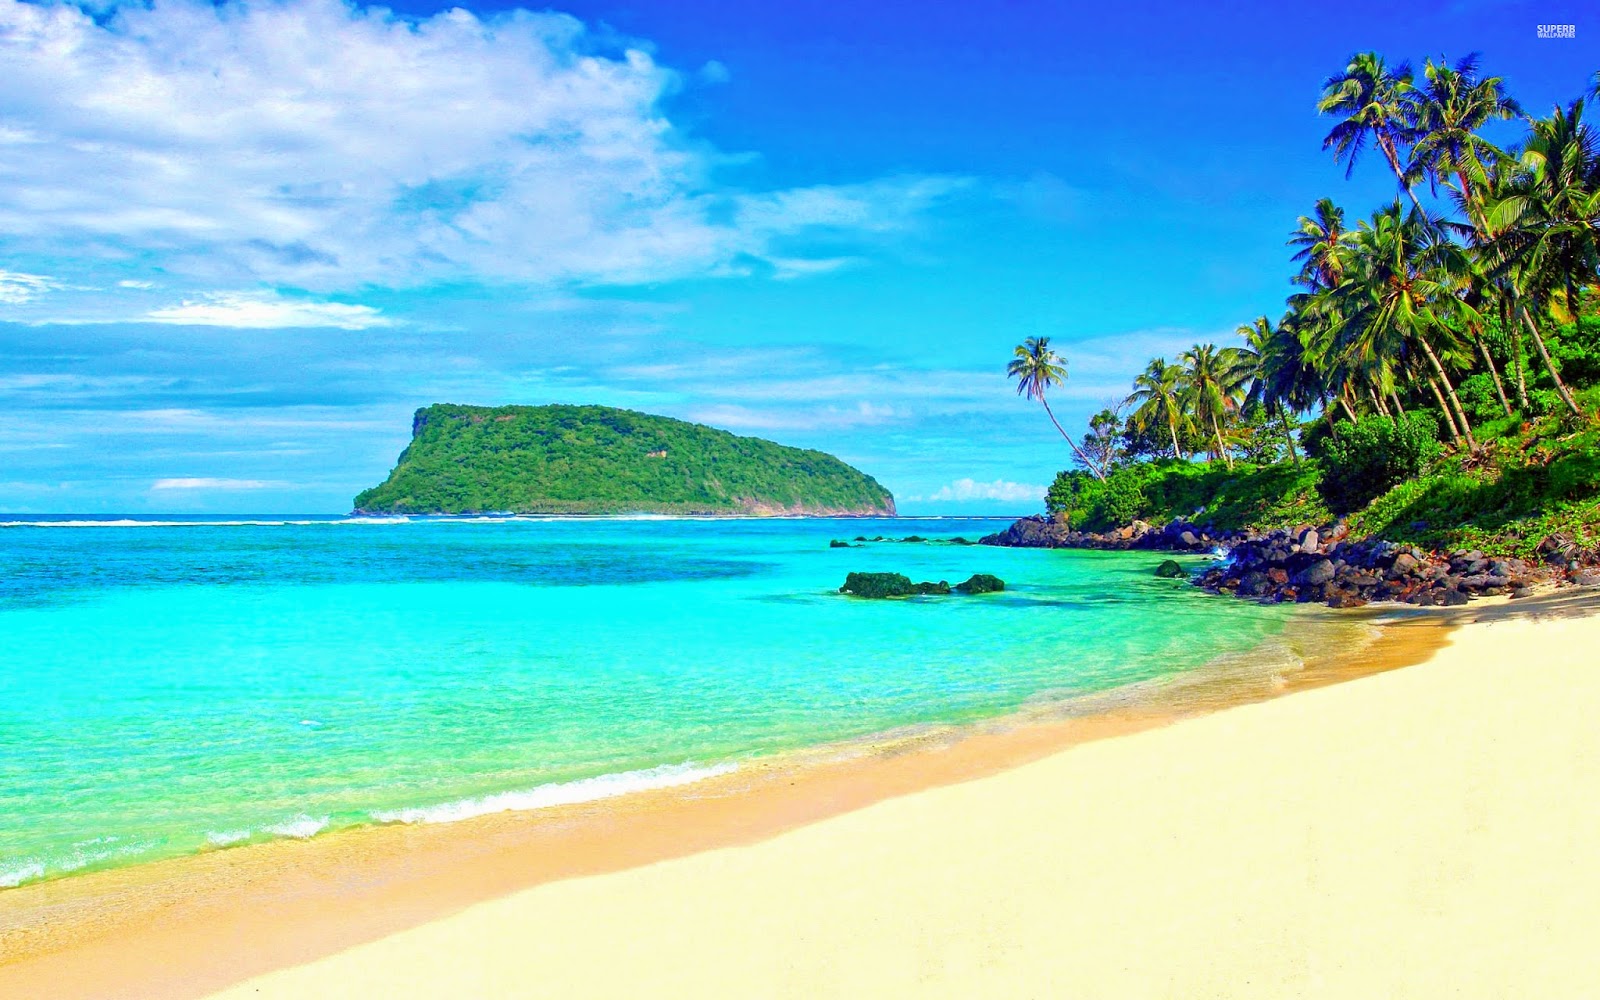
[0,516,1293,888]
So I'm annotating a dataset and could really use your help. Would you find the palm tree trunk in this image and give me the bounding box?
[1390,390,1406,416]
[1041,398,1106,480]
[1519,305,1582,416]
[1428,376,1463,446]
[1337,394,1358,423]
[1211,414,1232,471]
[1369,385,1392,420]
[1417,336,1476,450]
[1473,328,1513,417]
[1167,416,1184,461]
[1381,135,1425,215]
[1277,402,1298,464]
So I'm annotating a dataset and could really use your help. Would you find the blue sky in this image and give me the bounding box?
[0,0,1592,514]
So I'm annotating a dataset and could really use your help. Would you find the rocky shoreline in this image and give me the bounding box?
[981,515,1599,608]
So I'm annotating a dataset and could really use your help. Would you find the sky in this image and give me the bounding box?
[0,0,1593,514]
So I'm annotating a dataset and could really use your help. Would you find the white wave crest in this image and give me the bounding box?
[264,815,330,839]
[0,862,45,888]
[205,829,252,847]
[372,761,737,825]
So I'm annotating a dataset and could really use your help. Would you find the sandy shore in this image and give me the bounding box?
[207,591,1599,999]
[5,592,1597,998]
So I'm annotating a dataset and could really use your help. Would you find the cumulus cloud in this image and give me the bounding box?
[150,477,286,490]
[927,478,1045,503]
[143,292,390,329]
[0,0,963,294]
[685,401,904,432]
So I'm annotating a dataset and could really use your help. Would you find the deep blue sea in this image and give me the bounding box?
[0,515,1299,888]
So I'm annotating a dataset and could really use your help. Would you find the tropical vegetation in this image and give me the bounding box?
[1015,53,1600,556]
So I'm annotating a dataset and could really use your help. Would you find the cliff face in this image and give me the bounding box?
[354,403,896,516]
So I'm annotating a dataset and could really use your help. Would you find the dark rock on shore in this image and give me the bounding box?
[982,513,1593,608]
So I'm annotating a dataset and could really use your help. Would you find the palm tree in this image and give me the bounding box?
[1289,198,1352,291]
[1412,55,1522,218]
[1236,315,1314,462]
[1177,343,1247,469]
[1123,358,1189,460]
[1318,52,1426,214]
[1007,337,1106,479]
[1482,99,1597,416]
[1411,54,1522,415]
[1335,202,1483,448]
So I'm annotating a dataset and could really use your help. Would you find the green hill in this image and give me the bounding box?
[353,404,897,516]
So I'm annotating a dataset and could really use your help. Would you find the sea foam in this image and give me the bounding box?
[371,761,738,825]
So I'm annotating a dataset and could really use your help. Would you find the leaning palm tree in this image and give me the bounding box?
[1235,315,1314,463]
[1482,98,1597,416]
[1318,52,1426,214]
[1007,337,1106,479]
[1123,358,1190,460]
[1178,343,1247,469]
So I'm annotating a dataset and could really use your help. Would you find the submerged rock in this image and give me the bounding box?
[1154,559,1186,579]
[829,539,854,548]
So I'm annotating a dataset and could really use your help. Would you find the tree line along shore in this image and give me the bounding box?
[995,54,1600,604]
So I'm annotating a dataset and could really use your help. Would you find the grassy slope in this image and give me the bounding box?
[354,403,896,515]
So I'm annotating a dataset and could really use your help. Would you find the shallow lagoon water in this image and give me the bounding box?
[0,516,1294,887]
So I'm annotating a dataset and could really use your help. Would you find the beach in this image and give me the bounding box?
[3,590,1594,998]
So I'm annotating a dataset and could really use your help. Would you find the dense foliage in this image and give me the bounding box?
[1019,55,1600,557]
[1316,412,1442,513]
[354,404,895,515]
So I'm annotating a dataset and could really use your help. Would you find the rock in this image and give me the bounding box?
[1511,586,1536,599]
[1298,527,1320,553]
[1240,571,1271,597]
[1574,572,1600,588]
[840,572,949,598]
[1326,589,1367,609]
[901,535,927,543]
[1293,559,1335,587]
[1389,552,1420,576]
[1154,559,1186,579]
[1179,530,1200,548]
[954,573,1005,595]
[1267,567,1289,585]
[829,539,853,548]
[1442,589,1471,606]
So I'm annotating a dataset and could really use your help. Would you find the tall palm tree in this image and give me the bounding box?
[1410,54,1522,415]
[1482,99,1597,416]
[1007,337,1106,479]
[1335,202,1483,448]
[1178,343,1247,469]
[1123,358,1190,460]
[1411,55,1522,218]
[1318,52,1426,214]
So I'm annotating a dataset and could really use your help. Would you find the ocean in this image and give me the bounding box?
[0,515,1299,888]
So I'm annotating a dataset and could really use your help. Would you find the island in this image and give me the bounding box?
[352,403,897,516]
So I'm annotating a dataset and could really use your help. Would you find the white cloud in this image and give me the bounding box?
[151,477,286,490]
[687,400,904,432]
[927,478,1046,503]
[117,279,156,289]
[0,269,58,304]
[143,292,389,329]
[0,0,961,293]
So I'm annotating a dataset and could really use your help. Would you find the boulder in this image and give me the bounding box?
[1154,559,1186,579]
[954,573,1006,594]
[829,539,853,548]
[840,572,950,598]
[1389,552,1420,576]
[1298,527,1320,553]
[1292,559,1335,587]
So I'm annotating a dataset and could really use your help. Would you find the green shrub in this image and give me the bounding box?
[1317,413,1442,514]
